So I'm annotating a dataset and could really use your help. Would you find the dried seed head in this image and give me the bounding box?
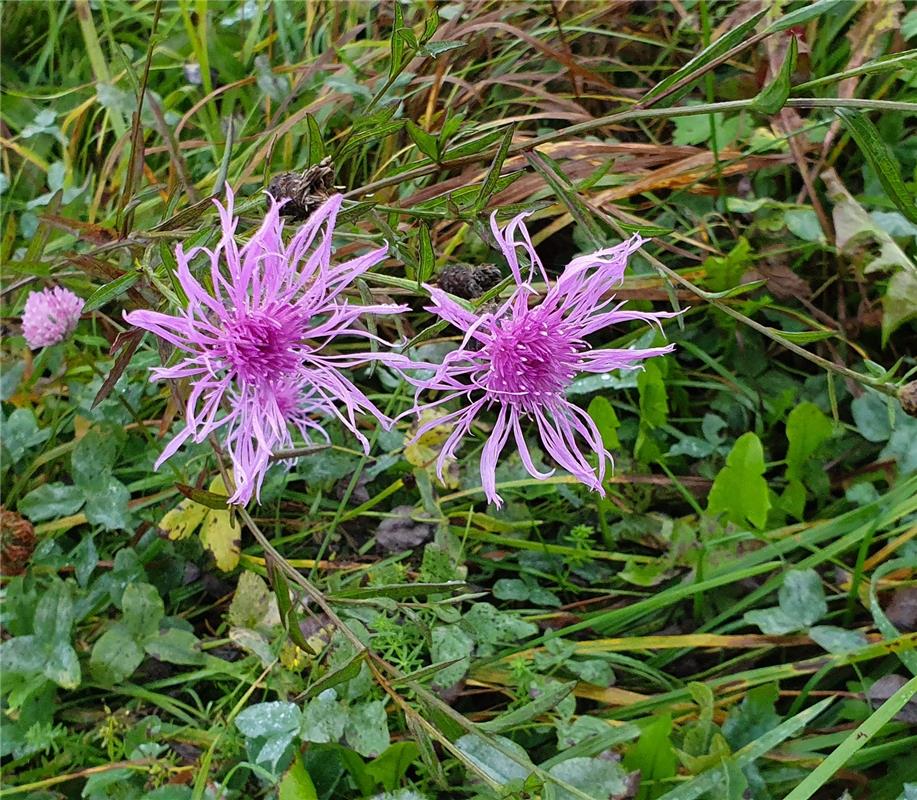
[1,507,36,576]
[436,263,502,300]
[472,263,503,294]
[899,381,917,418]
[267,157,338,220]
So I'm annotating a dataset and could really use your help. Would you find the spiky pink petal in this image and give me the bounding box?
[126,189,406,505]
[412,216,677,506]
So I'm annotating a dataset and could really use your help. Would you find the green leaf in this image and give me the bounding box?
[743,606,799,635]
[90,626,145,685]
[883,270,917,344]
[547,757,627,800]
[785,208,826,243]
[338,120,405,160]
[82,271,140,313]
[301,650,365,701]
[121,582,165,640]
[785,402,833,481]
[752,35,797,115]
[430,624,474,689]
[722,683,781,751]
[18,482,85,522]
[420,40,466,57]
[305,113,325,165]
[780,569,828,627]
[463,603,538,654]
[267,561,314,652]
[236,700,303,771]
[766,0,845,32]
[779,479,807,522]
[3,408,51,462]
[493,578,530,601]
[421,9,439,43]
[474,125,514,213]
[568,659,615,687]
[808,625,869,654]
[637,360,668,429]
[365,742,420,794]
[835,109,917,225]
[701,279,767,300]
[706,432,771,529]
[770,329,836,345]
[442,129,505,161]
[617,220,674,237]
[71,428,122,490]
[280,756,318,800]
[640,9,767,106]
[480,681,575,733]
[175,483,229,510]
[747,568,828,634]
[345,700,390,758]
[702,237,751,292]
[623,714,677,795]
[0,361,25,400]
[144,628,204,665]
[655,697,834,800]
[235,702,302,740]
[228,570,275,630]
[302,689,346,743]
[83,477,131,531]
[418,222,435,282]
[455,734,534,786]
[406,120,439,161]
[880,416,917,475]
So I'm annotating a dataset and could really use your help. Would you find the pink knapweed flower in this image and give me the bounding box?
[125,189,406,505]
[413,212,677,506]
[21,286,83,348]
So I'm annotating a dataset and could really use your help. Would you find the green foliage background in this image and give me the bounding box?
[1,1,916,799]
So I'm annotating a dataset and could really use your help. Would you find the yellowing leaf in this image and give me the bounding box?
[159,473,240,570]
[280,640,310,672]
[822,168,917,343]
[199,509,240,571]
[405,408,460,488]
[159,495,209,541]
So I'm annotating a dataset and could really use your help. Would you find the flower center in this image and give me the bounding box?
[222,306,304,384]
[481,310,581,409]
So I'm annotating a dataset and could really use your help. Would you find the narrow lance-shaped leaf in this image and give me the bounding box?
[835,108,917,225]
[407,120,440,162]
[418,222,435,283]
[473,125,515,213]
[639,9,767,107]
[753,35,797,115]
[82,271,141,313]
[305,113,324,165]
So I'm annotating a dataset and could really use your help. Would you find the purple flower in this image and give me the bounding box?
[125,189,406,505]
[21,286,83,348]
[413,212,677,507]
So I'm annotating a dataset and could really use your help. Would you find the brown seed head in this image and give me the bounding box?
[266,157,338,220]
[1,506,36,576]
[899,381,917,418]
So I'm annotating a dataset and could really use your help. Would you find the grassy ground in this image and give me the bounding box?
[1,1,916,799]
